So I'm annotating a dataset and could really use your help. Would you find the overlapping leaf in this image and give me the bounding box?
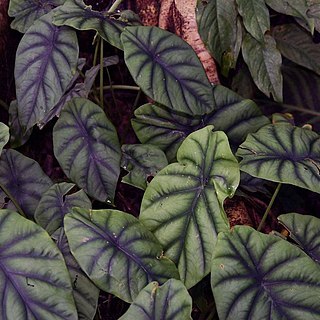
[8,0,64,33]
[278,213,320,263]
[122,26,214,115]
[64,207,179,303]
[0,149,53,217]
[53,0,125,49]
[119,280,192,320]
[211,225,320,319]
[0,122,9,155]
[242,33,283,101]
[35,182,91,235]
[0,209,77,320]
[53,98,121,203]
[237,123,320,193]
[140,126,240,288]
[121,144,168,190]
[15,11,79,131]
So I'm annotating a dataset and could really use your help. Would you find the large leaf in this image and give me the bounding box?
[53,0,125,49]
[119,279,192,320]
[35,182,91,235]
[242,33,283,101]
[236,123,320,193]
[0,209,77,320]
[236,0,270,42]
[140,126,240,288]
[278,213,320,263]
[122,26,214,115]
[0,149,53,218]
[64,207,180,303]
[273,24,320,76]
[132,85,269,161]
[15,11,79,131]
[121,144,168,190]
[53,97,121,203]
[211,225,320,319]
[0,122,9,155]
[8,0,64,33]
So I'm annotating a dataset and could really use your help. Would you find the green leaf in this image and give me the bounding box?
[53,98,121,203]
[236,123,320,194]
[242,33,283,101]
[140,126,240,288]
[0,122,9,156]
[278,213,320,263]
[35,182,91,235]
[0,209,77,320]
[8,0,64,33]
[64,207,179,303]
[121,144,168,190]
[119,279,192,320]
[53,0,125,49]
[121,26,214,115]
[196,0,239,68]
[273,24,320,76]
[211,225,320,320]
[236,0,270,42]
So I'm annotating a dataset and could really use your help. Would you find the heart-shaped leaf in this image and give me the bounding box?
[15,11,79,131]
[8,0,64,33]
[122,26,214,115]
[121,144,168,190]
[119,279,192,320]
[53,0,125,49]
[132,85,269,161]
[53,97,121,203]
[236,123,320,194]
[242,33,283,101]
[0,122,9,155]
[0,149,53,218]
[211,225,320,319]
[140,126,240,288]
[0,209,77,320]
[35,182,91,235]
[64,207,180,302]
[278,213,320,263]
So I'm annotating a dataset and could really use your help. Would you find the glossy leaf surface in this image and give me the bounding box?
[64,207,180,303]
[121,144,168,190]
[122,26,214,115]
[0,123,9,155]
[278,213,320,263]
[237,123,320,194]
[211,225,320,319]
[0,149,53,217]
[15,11,79,131]
[140,126,240,288]
[0,209,77,320]
[53,98,121,202]
[119,279,192,320]
[35,182,91,235]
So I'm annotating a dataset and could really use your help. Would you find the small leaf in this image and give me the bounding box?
[140,126,240,288]
[121,144,168,190]
[35,182,92,235]
[0,149,53,217]
[8,0,64,33]
[122,26,214,115]
[53,97,121,203]
[53,0,125,49]
[242,33,283,101]
[64,207,179,303]
[15,11,79,131]
[0,209,77,320]
[278,213,320,263]
[119,279,192,320]
[236,123,320,194]
[211,225,320,320]
[0,122,9,155]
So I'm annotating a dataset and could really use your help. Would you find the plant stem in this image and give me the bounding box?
[0,182,26,218]
[257,183,282,232]
[95,85,140,91]
[108,0,123,13]
[99,37,104,110]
